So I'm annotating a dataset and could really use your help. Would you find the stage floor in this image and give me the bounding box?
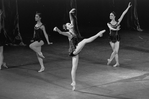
[1,30,149,99]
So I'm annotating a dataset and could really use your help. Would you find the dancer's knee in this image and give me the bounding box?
[115,50,118,55]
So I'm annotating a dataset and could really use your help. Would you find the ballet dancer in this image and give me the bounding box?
[30,13,50,72]
[53,8,105,90]
[107,2,132,67]
[0,9,7,70]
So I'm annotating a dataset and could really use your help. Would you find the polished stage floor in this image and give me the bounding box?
[1,30,149,99]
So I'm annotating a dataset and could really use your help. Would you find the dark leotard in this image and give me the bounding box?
[109,22,120,43]
[33,25,47,44]
[0,27,6,46]
[68,32,79,57]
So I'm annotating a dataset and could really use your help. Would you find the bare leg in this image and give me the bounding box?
[73,30,105,55]
[37,54,45,72]
[36,46,45,72]
[113,41,120,67]
[107,42,115,65]
[29,41,45,58]
[29,41,45,72]
[70,30,105,90]
[0,46,3,70]
[71,55,79,91]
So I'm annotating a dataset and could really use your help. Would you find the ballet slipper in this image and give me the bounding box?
[38,67,45,72]
[0,63,8,70]
[71,82,76,91]
[113,63,119,67]
[107,59,111,65]
[2,63,8,68]
[98,30,106,37]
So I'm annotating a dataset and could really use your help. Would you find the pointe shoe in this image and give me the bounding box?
[37,52,45,58]
[107,59,111,65]
[49,42,53,44]
[2,63,8,68]
[98,30,106,37]
[0,63,8,70]
[71,82,76,91]
[38,67,45,73]
[113,63,119,67]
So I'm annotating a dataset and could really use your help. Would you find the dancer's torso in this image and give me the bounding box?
[34,24,47,43]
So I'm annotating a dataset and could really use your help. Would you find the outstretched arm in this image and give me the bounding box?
[41,25,50,44]
[53,27,70,37]
[118,2,132,25]
[107,23,120,31]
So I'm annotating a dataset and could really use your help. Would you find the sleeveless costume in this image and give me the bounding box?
[68,32,79,57]
[0,25,6,46]
[33,25,47,44]
[68,10,83,56]
[109,22,120,43]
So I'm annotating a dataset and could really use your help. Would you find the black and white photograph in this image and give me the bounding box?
[0,0,149,99]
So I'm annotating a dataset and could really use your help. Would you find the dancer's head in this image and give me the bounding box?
[110,11,116,20]
[63,23,73,30]
[35,12,41,22]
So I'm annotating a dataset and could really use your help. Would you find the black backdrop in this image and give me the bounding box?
[1,0,149,44]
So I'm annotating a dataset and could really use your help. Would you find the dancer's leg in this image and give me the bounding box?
[29,41,45,72]
[113,41,120,67]
[70,30,105,90]
[73,30,105,55]
[0,46,3,69]
[71,55,79,91]
[107,42,115,65]
[36,46,45,72]
[29,41,44,58]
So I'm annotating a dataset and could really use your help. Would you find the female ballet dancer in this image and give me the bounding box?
[30,13,50,72]
[53,8,105,90]
[0,9,7,70]
[107,2,132,67]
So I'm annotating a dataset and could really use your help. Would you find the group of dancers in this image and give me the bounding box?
[0,2,132,90]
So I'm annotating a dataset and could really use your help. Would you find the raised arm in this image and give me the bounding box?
[118,2,132,25]
[107,23,120,31]
[53,27,70,37]
[41,25,50,44]
[69,8,76,25]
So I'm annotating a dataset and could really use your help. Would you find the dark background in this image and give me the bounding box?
[16,0,149,43]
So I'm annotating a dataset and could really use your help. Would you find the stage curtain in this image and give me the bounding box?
[127,0,143,31]
[1,0,25,46]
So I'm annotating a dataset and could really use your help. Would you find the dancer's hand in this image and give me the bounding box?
[70,8,76,13]
[53,27,57,31]
[128,2,132,8]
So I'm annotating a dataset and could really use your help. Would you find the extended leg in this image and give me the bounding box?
[73,30,105,55]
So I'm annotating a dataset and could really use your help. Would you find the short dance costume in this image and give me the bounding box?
[109,22,120,43]
[68,11,82,57]
[33,25,47,44]
[68,32,79,57]
[0,28,6,46]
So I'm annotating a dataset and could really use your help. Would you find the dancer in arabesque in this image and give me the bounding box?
[53,8,106,90]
